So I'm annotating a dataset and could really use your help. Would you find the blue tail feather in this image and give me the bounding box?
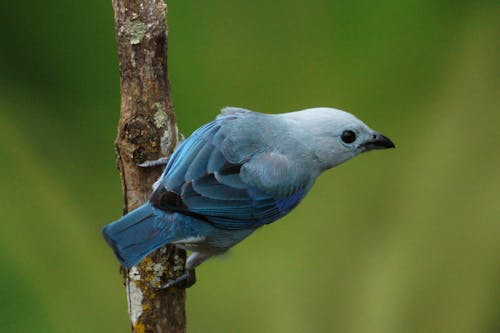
[102,203,174,268]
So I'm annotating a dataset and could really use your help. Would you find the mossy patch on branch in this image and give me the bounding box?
[125,19,148,45]
[153,103,168,129]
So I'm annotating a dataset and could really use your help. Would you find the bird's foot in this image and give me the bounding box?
[159,269,196,289]
[137,157,170,168]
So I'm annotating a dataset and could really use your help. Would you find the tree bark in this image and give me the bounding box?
[112,0,186,332]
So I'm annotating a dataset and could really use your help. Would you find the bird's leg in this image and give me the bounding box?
[160,268,196,289]
[137,157,170,168]
[158,252,210,289]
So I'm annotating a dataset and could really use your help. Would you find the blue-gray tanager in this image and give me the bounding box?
[103,107,395,288]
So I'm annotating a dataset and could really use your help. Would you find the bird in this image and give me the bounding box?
[102,107,395,288]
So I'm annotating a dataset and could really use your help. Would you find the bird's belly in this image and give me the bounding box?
[173,227,256,254]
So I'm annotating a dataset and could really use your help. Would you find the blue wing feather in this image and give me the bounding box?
[156,115,307,230]
[214,171,247,189]
[191,175,250,200]
[184,143,213,181]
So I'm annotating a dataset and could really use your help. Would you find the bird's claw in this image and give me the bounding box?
[137,157,170,168]
[159,269,196,289]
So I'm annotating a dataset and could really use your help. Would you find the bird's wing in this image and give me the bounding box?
[153,113,309,230]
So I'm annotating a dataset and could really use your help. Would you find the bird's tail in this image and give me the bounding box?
[102,203,173,268]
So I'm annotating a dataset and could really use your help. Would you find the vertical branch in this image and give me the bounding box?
[112,0,187,332]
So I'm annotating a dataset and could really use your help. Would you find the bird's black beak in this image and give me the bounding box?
[362,132,396,151]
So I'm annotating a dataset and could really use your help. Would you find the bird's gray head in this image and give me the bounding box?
[285,107,395,171]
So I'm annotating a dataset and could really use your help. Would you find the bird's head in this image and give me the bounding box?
[287,107,395,170]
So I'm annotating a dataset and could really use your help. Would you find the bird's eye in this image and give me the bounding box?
[341,130,357,144]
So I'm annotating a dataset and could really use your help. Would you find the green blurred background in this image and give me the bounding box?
[0,1,498,332]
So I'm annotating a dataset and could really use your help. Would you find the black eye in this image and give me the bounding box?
[341,130,357,144]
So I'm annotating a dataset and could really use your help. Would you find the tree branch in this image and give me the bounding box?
[112,0,187,332]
